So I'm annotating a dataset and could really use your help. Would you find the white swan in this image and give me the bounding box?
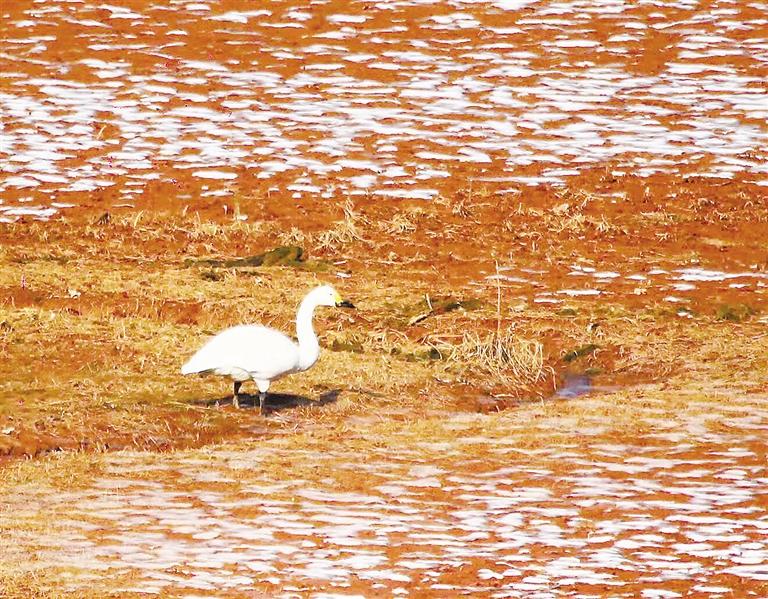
[181,285,354,412]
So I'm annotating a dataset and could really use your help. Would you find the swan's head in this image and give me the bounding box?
[313,285,355,309]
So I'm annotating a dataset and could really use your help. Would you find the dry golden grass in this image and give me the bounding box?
[0,240,458,457]
[1,182,767,461]
[276,226,308,246]
[314,200,367,251]
[0,571,66,599]
[112,209,267,242]
[1,364,766,597]
[0,451,104,488]
[2,136,768,596]
[0,563,148,599]
[378,211,418,235]
[448,327,547,387]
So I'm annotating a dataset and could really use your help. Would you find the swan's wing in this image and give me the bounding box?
[181,325,300,381]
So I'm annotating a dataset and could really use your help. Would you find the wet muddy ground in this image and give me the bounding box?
[1,0,767,219]
[1,0,768,596]
[3,383,768,597]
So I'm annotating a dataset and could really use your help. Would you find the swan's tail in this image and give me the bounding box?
[180,360,195,375]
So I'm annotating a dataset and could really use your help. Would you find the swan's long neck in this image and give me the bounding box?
[296,293,321,371]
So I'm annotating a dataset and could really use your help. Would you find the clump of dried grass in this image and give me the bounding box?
[441,261,548,389]
[379,212,417,235]
[0,570,64,599]
[449,327,546,387]
[546,203,587,234]
[277,226,308,246]
[315,200,367,251]
[108,210,266,244]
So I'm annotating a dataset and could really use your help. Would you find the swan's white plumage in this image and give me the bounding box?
[181,285,352,411]
[180,324,302,382]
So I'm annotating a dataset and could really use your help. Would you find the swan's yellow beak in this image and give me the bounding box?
[334,292,355,309]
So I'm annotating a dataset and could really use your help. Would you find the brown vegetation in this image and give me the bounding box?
[1,170,768,596]
[1,170,766,460]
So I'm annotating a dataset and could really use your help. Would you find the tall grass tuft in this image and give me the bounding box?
[447,260,547,388]
[315,200,366,250]
[450,328,546,387]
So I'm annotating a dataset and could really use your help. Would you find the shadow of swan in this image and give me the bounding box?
[191,388,341,414]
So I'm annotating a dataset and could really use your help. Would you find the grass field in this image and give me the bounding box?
[1,173,767,595]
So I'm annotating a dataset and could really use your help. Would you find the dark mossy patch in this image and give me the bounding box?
[200,270,225,282]
[260,246,304,266]
[562,343,599,363]
[330,339,365,354]
[404,347,449,362]
[557,307,578,317]
[715,303,756,322]
[298,259,334,273]
[192,245,303,268]
[11,253,72,265]
[389,346,450,362]
[188,246,332,273]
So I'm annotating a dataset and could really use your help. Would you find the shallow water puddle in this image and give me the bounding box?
[7,392,768,596]
[1,0,767,220]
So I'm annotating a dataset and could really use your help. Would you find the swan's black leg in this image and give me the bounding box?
[259,391,266,414]
[233,381,242,409]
